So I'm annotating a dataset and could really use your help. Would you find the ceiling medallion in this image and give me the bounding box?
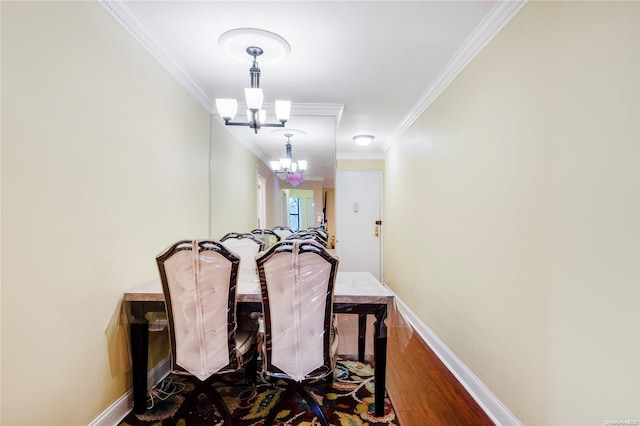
[271,128,306,138]
[218,28,291,65]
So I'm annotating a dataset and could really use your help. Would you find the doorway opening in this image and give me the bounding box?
[281,188,315,230]
[288,197,300,231]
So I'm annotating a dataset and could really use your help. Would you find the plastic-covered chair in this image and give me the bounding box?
[286,230,328,247]
[220,232,264,281]
[307,226,329,241]
[272,225,293,240]
[156,240,258,424]
[251,228,281,248]
[256,239,339,425]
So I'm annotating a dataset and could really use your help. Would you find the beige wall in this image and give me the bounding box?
[257,158,282,229]
[384,2,639,424]
[337,158,384,171]
[1,2,212,425]
[210,119,262,238]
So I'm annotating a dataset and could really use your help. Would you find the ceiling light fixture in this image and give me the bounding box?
[353,134,375,146]
[270,133,307,187]
[215,46,291,134]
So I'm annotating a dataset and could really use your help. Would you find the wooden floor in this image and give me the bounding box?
[386,324,494,426]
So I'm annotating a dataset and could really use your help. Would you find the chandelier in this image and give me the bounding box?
[215,46,291,134]
[270,133,307,187]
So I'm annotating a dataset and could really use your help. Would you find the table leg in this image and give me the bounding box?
[130,302,149,414]
[373,305,388,417]
[358,314,367,362]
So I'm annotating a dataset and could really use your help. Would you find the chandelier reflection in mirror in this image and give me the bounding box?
[270,133,307,187]
[215,46,291,134]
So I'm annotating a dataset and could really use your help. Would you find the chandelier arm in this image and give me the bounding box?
[260,122,287,128]
[222,120,260,133]
[223,121,252,126]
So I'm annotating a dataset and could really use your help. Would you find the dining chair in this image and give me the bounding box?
[250,228,281,248]
[220,232,264,281]
[285,230,328,247]
[156,240,258,425]
[271,225,293,240]
[307,226,329,241]
[256,239,339,426]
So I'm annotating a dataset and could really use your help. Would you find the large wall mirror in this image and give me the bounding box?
[218,110,339,238]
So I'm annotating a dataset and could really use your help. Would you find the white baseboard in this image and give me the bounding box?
[88,357,171,426]
[392,295,522,426]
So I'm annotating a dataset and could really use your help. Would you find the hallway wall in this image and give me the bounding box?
[383,2,639,424]
[210,118,262,238]
[1,2,211,424]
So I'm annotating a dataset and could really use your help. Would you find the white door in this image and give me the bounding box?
[335,170,382,280]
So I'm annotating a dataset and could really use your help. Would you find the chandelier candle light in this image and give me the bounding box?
[215,46,291,134]
[270,133,307,187]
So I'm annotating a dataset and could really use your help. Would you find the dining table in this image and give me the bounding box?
[123,270,395,416]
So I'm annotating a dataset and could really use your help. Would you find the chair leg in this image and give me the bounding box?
[264,382,328,426]
[324,371,334,384]
[203,386,233,425]
[245,349,258,386]
[264,383,297,425]
[297,384,328,426]
[170,378,233,426]
[168,383,198,426]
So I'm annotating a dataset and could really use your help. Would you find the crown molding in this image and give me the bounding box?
[98,0,215,112]
[291,103,344,119]
[337,152,386,161]
[381,0,528,152]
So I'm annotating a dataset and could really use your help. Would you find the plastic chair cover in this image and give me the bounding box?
[258,240,339,382]
[221,237,261,281]
[272,226,293,240]
[157,240,240,381]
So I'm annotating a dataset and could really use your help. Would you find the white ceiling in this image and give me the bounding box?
[100,1,524,187]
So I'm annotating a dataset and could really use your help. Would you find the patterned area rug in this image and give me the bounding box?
[119,356,398,426]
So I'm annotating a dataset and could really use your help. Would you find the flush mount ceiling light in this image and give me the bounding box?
[353,135,375,146]
[215,29,292,134]
[270,133,307,187]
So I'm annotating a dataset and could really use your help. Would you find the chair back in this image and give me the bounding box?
[156,240,242,381]
[251,228,280,248]
[286,230,328,247]
[307,226,329,241]
[257,239,339,382]
[220,232,264,280]
[272,226,293,240]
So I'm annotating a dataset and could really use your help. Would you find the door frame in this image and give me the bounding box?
[335,169,383,281]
